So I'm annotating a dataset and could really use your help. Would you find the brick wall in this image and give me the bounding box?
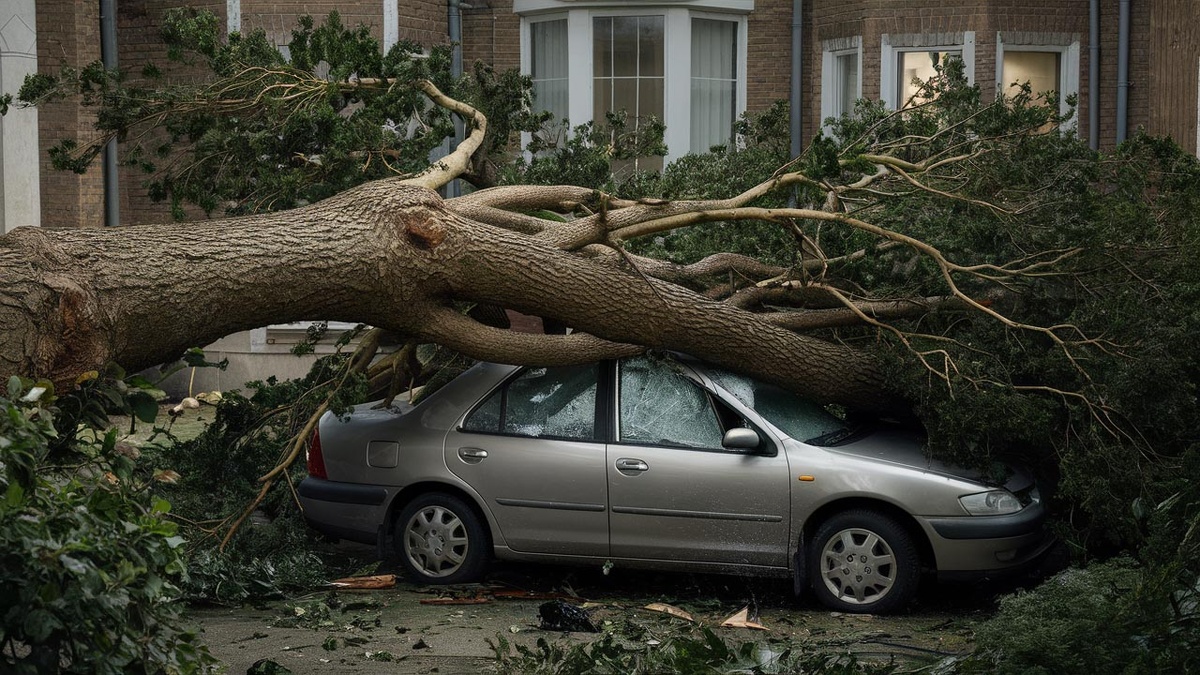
[463,0,519,73]
[117,1,225,225]
[36,0,104,229]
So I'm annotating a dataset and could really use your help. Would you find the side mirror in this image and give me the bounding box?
[722,427,761,451]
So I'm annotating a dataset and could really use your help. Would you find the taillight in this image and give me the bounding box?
[306,426,328,479]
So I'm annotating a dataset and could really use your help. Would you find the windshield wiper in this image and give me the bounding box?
[805,425,867,446]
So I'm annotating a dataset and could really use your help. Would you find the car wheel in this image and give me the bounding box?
[394,493,489,584]
[808,509,920,613]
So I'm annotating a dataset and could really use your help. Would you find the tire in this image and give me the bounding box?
[394,493,489,584]
[808,509,920,613]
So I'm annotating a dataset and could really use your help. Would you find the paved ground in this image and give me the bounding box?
[189,558,996,674]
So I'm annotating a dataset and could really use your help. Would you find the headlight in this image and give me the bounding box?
[959,490,1022,516]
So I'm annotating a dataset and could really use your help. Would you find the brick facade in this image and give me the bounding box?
[35,0,104,229]
[28,1,1200,229]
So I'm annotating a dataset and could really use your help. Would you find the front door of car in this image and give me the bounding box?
[444,362,609,556]
[606,356,792,567]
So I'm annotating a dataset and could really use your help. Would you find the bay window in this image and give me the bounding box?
[519,2,749,167]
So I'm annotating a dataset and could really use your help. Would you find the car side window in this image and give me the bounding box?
[462,363,599,441]
[618,356,724,449]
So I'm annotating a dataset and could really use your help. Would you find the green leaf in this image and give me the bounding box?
[4,482,24,508]
[23,608,61,642]
[127,391,160,424]
[60,554,89,575]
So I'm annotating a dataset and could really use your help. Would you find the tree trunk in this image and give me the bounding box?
[0,180,893,409]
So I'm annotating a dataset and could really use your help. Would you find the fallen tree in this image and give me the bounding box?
[6,11,1199,557]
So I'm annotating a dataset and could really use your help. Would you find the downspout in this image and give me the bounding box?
[100,0,119,226]
[1088,0,1099,150]
[447,0,464,197]
[788,0,803,208]
[1116,0,1130,144]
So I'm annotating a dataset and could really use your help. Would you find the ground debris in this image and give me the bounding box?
[721,605,769,631]
[642,602,696,623]
[538,600,599,632]
[328,574,396,590]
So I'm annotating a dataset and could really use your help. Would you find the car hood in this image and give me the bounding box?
[821,427,1032,490]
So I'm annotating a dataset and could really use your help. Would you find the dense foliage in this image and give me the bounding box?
[0,379,214,672]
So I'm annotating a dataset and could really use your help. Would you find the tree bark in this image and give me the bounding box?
[0,179,894,409]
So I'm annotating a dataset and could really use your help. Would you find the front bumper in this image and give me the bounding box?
[916,501,1053,575]
[297,477,391,545]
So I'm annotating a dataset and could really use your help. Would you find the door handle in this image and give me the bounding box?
[458,447,489,464]
[615,457,649,473]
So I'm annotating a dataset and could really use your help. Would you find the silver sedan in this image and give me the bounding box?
[298,353,1051,613]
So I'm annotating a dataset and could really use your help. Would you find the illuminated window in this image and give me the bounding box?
[1001,51,1061,99]
[880,33,976,111]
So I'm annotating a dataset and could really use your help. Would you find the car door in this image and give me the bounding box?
[606,356,792,567]
[443,362,609,556]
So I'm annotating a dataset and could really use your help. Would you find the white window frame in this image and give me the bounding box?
[821,36,862,134]
[517,2,749,163]
[995,34,1080,131]
[880,32,976,110]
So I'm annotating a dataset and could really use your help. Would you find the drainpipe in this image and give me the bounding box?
[100,0,119,226]
[788,0,803,208]
[447,0,464,197]
[1088,0,1099,150]
[789,0,803,161]
[1116,0,1130,144]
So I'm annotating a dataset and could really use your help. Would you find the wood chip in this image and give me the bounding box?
[418,596,492,605]
[328,574,396,589]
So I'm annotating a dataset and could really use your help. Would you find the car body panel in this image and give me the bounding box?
[607,442,792,566]
[444,429,609,555]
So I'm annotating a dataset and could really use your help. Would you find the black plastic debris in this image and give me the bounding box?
[247,658,293,674]
[538,600,599,632]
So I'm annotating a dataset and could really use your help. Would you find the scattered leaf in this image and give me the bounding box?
[720,606,769,631]
[643,602,695,623]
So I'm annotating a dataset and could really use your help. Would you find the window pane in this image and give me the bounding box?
[531,19,569,125]
[462,390,502,433]
[690,18,738,152]
[594,17,612,78]
[504,364,599,440]
[611,16,639,78]
[639,78,664,121]
[836,52,858,117]
[638,16,665,77]
[898,50,960,108]
[1002,50,1061,99]
[619,357,724,449]
[705,367,846,443]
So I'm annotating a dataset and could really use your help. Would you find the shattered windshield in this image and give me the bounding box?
[704,367,848,444]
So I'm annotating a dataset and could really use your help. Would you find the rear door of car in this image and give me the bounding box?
[444,362,610,556]
[605,356,792,567]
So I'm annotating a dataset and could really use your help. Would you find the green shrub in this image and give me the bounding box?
[969,554,1199,674]
[0,378,215,673]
